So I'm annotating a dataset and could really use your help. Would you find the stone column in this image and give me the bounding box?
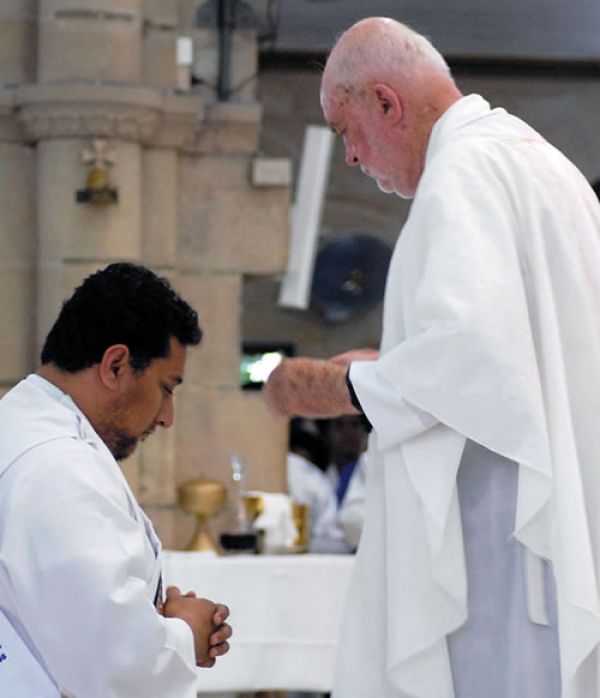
[13,1,146,489]
[0,94,36,385]
[30,0,147,338]
[0,1,37,386]
[17,83,160,348]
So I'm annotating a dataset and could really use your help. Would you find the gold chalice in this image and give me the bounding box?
[291,501,310,553]
[177,478,227,552]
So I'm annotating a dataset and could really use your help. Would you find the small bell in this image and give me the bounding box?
[76,139,119,205]
[76,166,118,205]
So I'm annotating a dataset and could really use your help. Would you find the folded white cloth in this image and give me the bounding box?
[250,492,298,552]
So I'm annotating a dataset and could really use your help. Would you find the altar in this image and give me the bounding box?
[162,552,354,694]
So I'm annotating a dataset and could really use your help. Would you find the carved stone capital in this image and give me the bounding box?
[16,83,163,142]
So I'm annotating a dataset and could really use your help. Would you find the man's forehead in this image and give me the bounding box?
[157,337,187,375]
[321,87,349,127]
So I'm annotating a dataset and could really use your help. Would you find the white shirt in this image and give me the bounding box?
[325,457,368,551]
[336,95,600,698]
[0,375,198,698]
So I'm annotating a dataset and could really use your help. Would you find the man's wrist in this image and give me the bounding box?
[345,368,373,432]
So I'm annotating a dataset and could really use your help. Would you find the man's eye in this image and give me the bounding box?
[162,385,174,397]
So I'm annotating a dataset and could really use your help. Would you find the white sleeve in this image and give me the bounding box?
[349,360,438,451]
[3,440,199,698]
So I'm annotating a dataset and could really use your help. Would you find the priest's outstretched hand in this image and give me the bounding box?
[263,356,361,418]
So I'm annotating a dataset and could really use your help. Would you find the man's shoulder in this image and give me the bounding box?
[0,377,90,478]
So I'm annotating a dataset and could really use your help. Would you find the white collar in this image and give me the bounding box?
[425,94,492,166]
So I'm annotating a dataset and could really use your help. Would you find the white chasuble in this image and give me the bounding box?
[335,95,600,698]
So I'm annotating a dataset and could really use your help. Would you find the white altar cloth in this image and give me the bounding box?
[162,552,354,693]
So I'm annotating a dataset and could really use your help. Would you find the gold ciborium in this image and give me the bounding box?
[177,478,227,552]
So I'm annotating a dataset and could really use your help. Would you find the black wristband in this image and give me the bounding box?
[345,368,373,432]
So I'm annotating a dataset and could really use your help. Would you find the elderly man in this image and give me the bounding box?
[0,263,231,697]
[264,17,600,698]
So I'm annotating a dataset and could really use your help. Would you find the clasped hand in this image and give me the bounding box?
[163,586,232,667]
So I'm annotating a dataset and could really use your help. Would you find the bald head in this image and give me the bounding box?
[322,17,451,97]
[320,17,462,198]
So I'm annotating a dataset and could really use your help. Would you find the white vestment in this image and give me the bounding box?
[335,95,600,698]
[0,375,199,698]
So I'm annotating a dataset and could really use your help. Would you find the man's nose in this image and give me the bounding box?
[156,397,175,429]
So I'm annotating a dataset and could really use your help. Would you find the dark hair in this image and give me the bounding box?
[289,418,330,470]
[41,262,202,372]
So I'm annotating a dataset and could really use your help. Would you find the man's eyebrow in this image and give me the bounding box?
[171,375,183,386]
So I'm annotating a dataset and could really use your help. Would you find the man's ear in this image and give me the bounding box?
[373,83,402,123]
[99,344,131,390]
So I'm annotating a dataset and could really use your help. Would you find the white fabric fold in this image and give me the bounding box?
[0,608,59,698]
[349,361,438,451]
